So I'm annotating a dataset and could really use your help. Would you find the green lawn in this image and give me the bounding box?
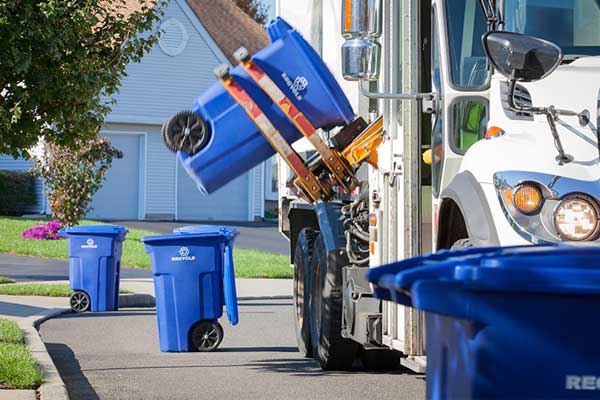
[0,283,132,297]
[0,319,43,389]
[1,217,292,279]
[0,277,15,285]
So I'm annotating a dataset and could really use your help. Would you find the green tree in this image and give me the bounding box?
[235,0,270,26]
[0,0,165,158]
[32,138,123,226]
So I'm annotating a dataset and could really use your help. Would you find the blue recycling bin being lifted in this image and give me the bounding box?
[366,244,600,400]
[178,17,355,194]
[60,225,128,313]
[142,226,239,352]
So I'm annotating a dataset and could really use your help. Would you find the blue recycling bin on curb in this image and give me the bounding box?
[59,225,128,313]
[178,17,355,194]
[142,226,239,352]
[366,244,600,400]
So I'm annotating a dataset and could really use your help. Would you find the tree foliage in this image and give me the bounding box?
[0,0,165,158]
[235,0,270,26]
[32,138,123,226]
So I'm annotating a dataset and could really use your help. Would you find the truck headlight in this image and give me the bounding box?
[554,196,599,241]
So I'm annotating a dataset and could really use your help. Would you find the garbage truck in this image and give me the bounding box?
[164,0,600,371]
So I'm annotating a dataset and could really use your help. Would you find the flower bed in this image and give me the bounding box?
[21,219,63,240]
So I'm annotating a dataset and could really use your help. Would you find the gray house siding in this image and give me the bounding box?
[0,0,266,221]
[108,0,229,124]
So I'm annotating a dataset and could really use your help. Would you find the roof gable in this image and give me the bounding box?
[185,0,270,64]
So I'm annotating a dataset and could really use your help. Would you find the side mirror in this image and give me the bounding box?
[482,31,562,82]
[341,0,382,81]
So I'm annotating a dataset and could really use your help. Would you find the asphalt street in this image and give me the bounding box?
[114,220,289,255]
[40,300,426,400]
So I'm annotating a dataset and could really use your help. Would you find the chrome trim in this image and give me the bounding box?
[342,39,381,81]
[494,171,600,243]
[341,0,382,39]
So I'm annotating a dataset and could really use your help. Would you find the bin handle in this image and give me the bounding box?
[222,243,239,325]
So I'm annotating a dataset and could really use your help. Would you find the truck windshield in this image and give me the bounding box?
[503,0,600,58]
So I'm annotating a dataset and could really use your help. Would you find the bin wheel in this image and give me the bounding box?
[190,320,223,352]
[310,233,359,370]
[162,110,209,155]
[292,228,317,357]
[70,291,90,313]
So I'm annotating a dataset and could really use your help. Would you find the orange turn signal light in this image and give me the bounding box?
[485,126,504,139]
[513,185,543,214]
[369,213,377,226]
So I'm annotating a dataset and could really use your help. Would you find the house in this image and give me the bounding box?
[0,0,278,221]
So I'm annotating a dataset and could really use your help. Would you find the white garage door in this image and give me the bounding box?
[88,134,142,220]
[177,163,249,221]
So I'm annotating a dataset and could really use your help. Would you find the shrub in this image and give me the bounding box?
[0,171,36,215]
[32,138,122,226]
[22,219,63,240]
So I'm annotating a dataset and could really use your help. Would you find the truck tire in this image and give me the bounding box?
[310,233,359,370]
[293,228,317,357]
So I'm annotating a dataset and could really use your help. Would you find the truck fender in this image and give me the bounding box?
[438,171,500,248]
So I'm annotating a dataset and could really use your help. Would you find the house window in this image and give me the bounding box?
[264,156,279,201]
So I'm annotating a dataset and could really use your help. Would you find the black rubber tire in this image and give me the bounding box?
[451,238,473,249]
[310,233,359,370]
[162,110,208,155]
[189,320,223,352]
[360,349,401,371]
[70,291,90,313]
[293,228,317,357]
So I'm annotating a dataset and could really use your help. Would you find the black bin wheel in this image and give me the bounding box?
[70,291,90,313]
[292,228,317,357]
[190,320,223,352]
[162,110,208,155]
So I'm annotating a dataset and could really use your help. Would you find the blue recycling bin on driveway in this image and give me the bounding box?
[142,226,239,352]
[366,244,600,400]
[60,225,128,313]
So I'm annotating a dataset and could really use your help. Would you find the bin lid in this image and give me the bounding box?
[366,244,600,301]
[142,228,239,245]
[173,225,239,240]
[59,225,128,237]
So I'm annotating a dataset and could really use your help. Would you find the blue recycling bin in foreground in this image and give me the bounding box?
[366,244,600,400]
[142,226,239,352]
[59,225,128,313]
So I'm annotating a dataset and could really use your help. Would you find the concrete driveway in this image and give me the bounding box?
[113,220,289,255]
[40,298,425,400]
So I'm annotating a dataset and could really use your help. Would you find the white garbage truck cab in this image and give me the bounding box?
[278,0,600,371]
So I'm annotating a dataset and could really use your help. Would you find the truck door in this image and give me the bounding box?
[431,0,490,193]
[431,0,491,243]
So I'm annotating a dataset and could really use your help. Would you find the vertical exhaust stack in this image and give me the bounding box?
[341,0,383,81]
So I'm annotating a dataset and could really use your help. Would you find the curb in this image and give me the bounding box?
[17,308,70,400]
